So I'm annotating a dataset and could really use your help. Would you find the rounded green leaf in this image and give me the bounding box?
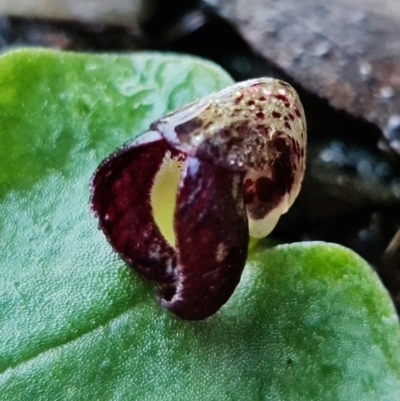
[1,49,399,400]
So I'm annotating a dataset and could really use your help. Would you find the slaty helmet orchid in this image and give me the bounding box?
[91,78,307,320]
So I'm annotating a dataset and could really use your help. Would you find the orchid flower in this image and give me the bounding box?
[91,78,307,320]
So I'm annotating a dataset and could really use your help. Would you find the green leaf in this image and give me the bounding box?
[1,49,400,400]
